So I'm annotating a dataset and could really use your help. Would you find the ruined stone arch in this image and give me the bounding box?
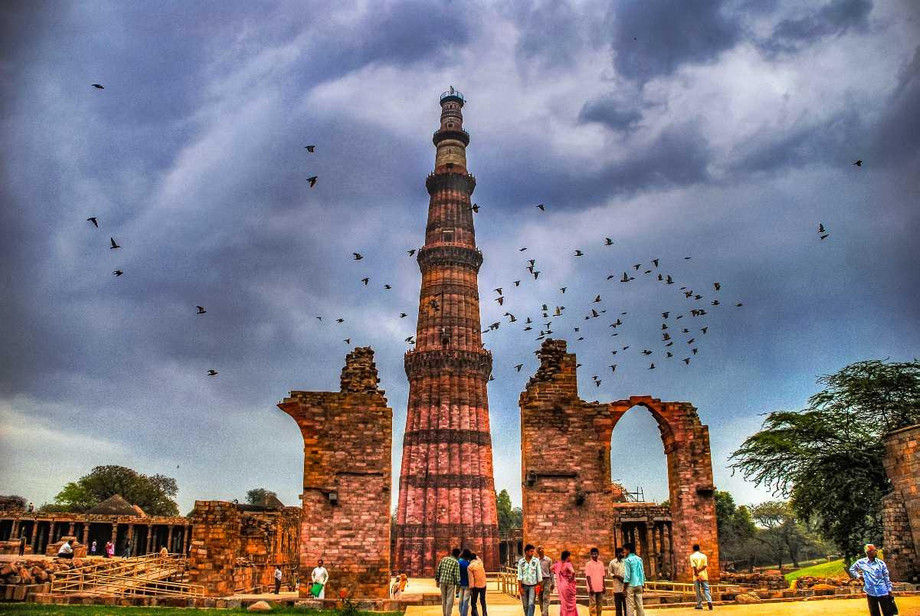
[520,340,719,582]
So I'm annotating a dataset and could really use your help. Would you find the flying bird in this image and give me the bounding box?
[495,297,504,305]
[713,282,721,291]
[112,270,123,277]
[405,336,415,343]
[86,217,98,228]
[652,259,659,267]
[560,287,567,294]
[384,284,392,290]
[316,316,323,321]
[306,176,318,187]
[304,145,315,152]
[649,363,655,370]
[574,249,584,257]
[519,247,527,251]
[536,203,545,211]
[344,338,351,345]
[400,313,407,318]
[336,318,345,323]
[494,288,502,295]
[515,364,523,372]
[683,358,691,365]
[196,306,206,314]
[853,160,862,167]
[593,295,601,303]
[207,369,218,376]
[514,280,521,286]
[109,237,120,249]
[361,277,369,285]
[471,203,480,213]
[91,83,104,89]
[353,252,363,260]
[604,237,613,245]
[407,249,416,256]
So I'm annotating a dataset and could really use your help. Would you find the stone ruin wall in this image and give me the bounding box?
[882,423,920,582]
[520,339,719,583]
[187,501,300,596]
[278,347,392,599]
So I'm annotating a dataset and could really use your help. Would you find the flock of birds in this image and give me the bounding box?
[86,82,860,384]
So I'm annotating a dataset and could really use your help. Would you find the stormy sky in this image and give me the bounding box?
[1,0,918,514]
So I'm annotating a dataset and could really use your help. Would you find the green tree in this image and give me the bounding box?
[714,490,755,562]
[731,359,920,562]
[750,501,815,570]
[54,465,179,516]
[246,488,278,505]
[497,489,522,537]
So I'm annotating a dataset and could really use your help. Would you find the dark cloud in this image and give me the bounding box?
[868,46,920,166]
[762,0,873,55]
[578,95,644,132]
[512,1,603,73]
[609,0,741,81]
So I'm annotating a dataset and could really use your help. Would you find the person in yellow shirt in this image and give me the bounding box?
[689,545,712,610]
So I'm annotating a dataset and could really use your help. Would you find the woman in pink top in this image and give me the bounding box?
[553,551,578,616]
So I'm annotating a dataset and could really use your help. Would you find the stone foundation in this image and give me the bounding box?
[278,347,392,599]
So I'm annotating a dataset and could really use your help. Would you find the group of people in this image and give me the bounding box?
[435,548,490,616]
[514,543,689,616]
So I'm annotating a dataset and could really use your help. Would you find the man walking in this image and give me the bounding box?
[468,552,488,616]
[585,547,606,616]
[459,549,473,616]
[608,547,627,616]
[848,544,896,616]
[517,544,543,616]
[436,548,462,616]
[311,559,328,598]
[123,539,132,559]
[537,546,554,616]
[621,543,645,616]
[690,544,712,610]
[274,566,283,594]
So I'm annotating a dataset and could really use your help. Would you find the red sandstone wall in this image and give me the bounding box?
[882,424,919,582]
[520,339,719,583]
[278,347,392,599]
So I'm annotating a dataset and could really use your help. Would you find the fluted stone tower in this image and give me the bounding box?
[394,89,500,574]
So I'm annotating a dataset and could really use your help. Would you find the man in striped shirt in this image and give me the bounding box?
[436,548,462,616]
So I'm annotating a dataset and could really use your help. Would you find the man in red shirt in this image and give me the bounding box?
[585,547,606,616]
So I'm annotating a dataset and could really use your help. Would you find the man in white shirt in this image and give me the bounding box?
[274,566,283,594]
[689,544,712,611]
[57,539,74,559]
[608,547,626,616]
[311,559,329,598]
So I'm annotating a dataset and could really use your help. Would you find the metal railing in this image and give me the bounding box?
[51,553,204,598]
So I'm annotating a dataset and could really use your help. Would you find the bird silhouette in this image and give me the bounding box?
[307,176,318,187]
[344,338,351,344]
[514,280,521,286]
[536,204,545,211]
[652,259,659,267]
[316,316,323,321]
[196,306,206,315]
[853,160,862,167]
[336,318,345,323]
[400,313,408,318]
[304,145,315,152]
[353,253,363,260]
[86,217,98,228]
[207,369,218,376]
[515,364,523,372]
[112,270,123,277]
[519,247,527,251]
[604,238,614,246]
[384,284,392,290]
[405,336,415,343]
[649,363,655,370]
[471,203,480,213]
[361,278,369,285]
[495,297,504,305]
[109,237,120,249]
[91,84,104,89]
[407,249,416,256]
[683,358,691,365]
[713,282,721,291]
[494,288,502,295]
[560,287,567,294]
[574,249,584,257]
[633,264,641,270]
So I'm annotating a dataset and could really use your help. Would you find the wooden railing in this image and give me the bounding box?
[51,554,204,598]
[498,567,741,600]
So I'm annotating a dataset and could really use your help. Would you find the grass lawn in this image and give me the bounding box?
[0,606,396,616]
[784,558,849,582]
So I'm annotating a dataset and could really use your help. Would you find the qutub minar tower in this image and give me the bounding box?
[394,88,500,574]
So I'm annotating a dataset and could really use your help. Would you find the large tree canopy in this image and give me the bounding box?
[731,359,919,561]
[53,465,179,516]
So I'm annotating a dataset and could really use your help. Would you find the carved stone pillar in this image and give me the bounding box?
[146,525,153,553]
[167,525,174,553]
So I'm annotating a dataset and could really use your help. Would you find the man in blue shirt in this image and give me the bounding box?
[848,544,896,616]
[459,549,472,616]
[621,542,645,616]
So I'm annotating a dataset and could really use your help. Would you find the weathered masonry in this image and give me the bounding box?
[0,494,190,557]
[520,339,719,583]
[393,88,500,575]
[278,347,392,598]
[882,423,920,582]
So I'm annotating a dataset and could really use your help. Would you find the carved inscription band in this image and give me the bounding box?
[396,522,499,539]
[403,429,492,447]
[399,474,495,490]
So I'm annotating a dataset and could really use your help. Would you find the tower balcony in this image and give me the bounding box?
[433,129,470,147]
[417,244,483,272]
[440,89,465,105]
[404,347,492,379]
[426,171,476,196]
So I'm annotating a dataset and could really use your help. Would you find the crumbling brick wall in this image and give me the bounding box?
[187,501,300,596]
[520,339,719,582]
[278,347,392,599]
[882,424,919,582]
